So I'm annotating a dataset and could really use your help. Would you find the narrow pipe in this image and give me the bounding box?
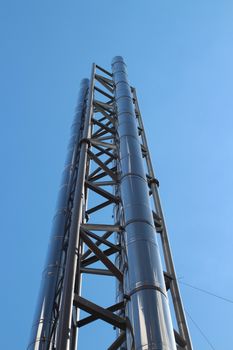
[27,79,89,350]
[112,56,177,350]
[56,64,96,350]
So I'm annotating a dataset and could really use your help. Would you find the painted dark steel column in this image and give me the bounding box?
[112,56,176,350]
[27,79,89,350]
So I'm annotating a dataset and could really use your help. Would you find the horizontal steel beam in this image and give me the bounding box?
[81,223,121,232]
[80,267,114,276]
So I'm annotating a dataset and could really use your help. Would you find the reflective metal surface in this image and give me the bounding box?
[27,79,89,350]
[132,88,193,350]
[112,56,176,350]
[28,58,192,350]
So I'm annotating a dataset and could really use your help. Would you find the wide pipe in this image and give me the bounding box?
[27,79,89,349]
[112,57,176,350]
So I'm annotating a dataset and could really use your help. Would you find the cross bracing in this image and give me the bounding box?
[28,58,192,350]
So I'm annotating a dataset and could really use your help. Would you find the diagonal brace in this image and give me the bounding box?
[80,230,123,282]
[81,227,121,251]
[81,246,118,267]
[85,180,119,203]
[74,296,126,330]
[108,331,126,350]
[77,301,125,328]
[87,150,117,181]
[81,230,113,260]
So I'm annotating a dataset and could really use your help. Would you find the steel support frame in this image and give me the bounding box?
[27,79,89,350]
[28,58,192,350]
[132,88,193,350]
[55,64,125,350]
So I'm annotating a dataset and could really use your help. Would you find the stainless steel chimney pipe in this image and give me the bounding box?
[28,59,192,350]
[27,79,89,350]
[112,56,176,350]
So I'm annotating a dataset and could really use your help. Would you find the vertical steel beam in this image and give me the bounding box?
[112,56,177,350]
[56,65,96,350]
[27,79,89,350]
[132,88,193,350]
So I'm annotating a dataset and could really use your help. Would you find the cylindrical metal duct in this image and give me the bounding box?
[112,56,176,350]
[27,79,89,350]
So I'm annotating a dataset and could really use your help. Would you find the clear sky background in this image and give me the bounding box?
[1,1,233,349]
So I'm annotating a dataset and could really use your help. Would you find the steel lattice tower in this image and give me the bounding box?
[28,57,193,350]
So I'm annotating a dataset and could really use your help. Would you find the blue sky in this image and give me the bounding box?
[1,1,233,349]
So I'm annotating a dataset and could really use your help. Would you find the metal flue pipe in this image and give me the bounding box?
[27,79,89,350]
[28,58,192,350]
[112,56,177,350]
